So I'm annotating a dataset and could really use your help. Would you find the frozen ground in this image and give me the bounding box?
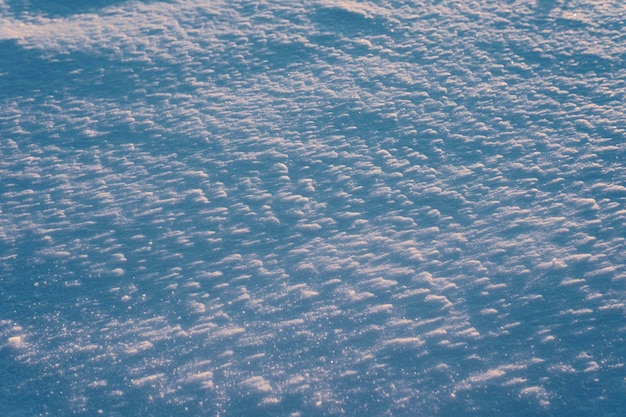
[1,0,625,416]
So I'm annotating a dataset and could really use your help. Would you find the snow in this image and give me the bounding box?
[1,0,625,416]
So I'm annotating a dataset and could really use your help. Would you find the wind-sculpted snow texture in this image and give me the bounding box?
[1,0,625,415]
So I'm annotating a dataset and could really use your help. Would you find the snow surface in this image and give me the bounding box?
[1,0,625,416]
